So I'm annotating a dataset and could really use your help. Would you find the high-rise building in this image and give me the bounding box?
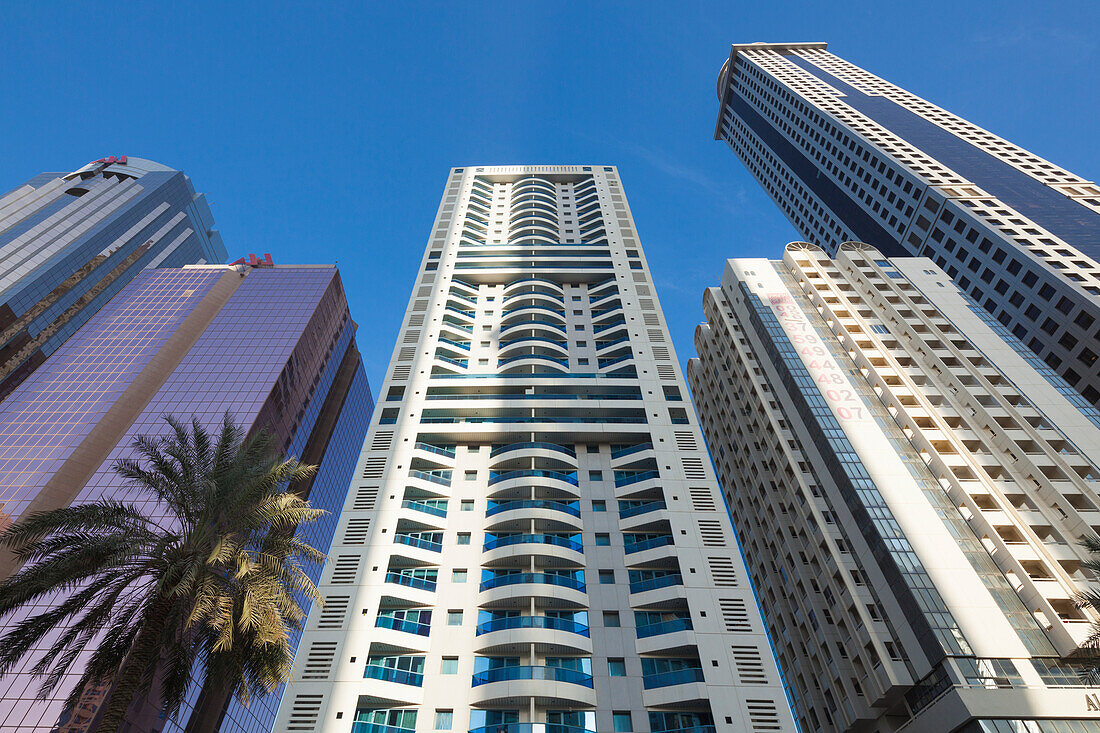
[714,42,1100,407]
[0,156,227,402]
[0,261,372,733]
[274,166,796,733]
[687,241,1100,732]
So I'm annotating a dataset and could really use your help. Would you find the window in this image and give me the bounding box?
[613,712,633,732]
[448,610,463,625]
[603,611,620,627]
[608,658,626,676]
[589,471,603,481]
[595,533,611,546]
[457,533,471,545]
[464,470,477,481]
[586,445,600,453]
[577,358,589,365]
[592,500,606,512]
[435,711,453,730]
[441,657,458,674]
[468,445,480,452]
[599,570,615,584]
[460,500,474,511]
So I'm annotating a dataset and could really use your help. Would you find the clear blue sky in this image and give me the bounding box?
[2,1,1097,392]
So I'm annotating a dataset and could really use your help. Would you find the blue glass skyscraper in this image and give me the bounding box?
[715,42,1100,406]
[0,156,227,402]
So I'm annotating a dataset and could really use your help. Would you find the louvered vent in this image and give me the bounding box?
[674,431,697,450]
[643,313,659,326]
[420,273,434,284]
[352,487,378,510]
[647,328,665,342]
[361,457,386,479]
[731,646,768,685]
[301,641,338,680]
[417,285,432,297]
[746,700,782,731]
[371,431,394,451]
[697,518,725,546]
[408,314,424,327]
[287,694,323,732]
[708,556,739,587]
[632,272,647,282]
[330,555,361,585]
[318,596,350,629]
[398,347,416,361]
[636,285,651,295]
[402,330,421,344]
[682,457,706,479]
[657,365,676,380]
[391,364,411,380]
[639,298,655,310]
[413,298,428,311]
[343,518,371,545]
[652,346,670,360]
[719,598,753,632]
[689,488,717,511]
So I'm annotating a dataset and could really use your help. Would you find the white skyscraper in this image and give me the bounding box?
[274,166,797,733]
[687,241,1100,732]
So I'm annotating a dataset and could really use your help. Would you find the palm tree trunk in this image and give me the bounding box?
[183,662,233,733]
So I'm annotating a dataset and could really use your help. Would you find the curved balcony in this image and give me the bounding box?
[470,725,597,733]
[385,571,437,593]
[484,534,583,553]
[474,616,592,655]
[363,665,424,687]
[478,573,588,608]
[503,288,564,304]
[498,336,569,355]
[375,615,432,637]
[490,469,578,487]
[502,277,564,295]
[512,177,557,194]
[508,199,559,217]
[509,214,560,230]
[470,666,597,707]
[491,441,576,460]
[500,318,567,334]
[487,499,581,519]
[501,304,566,320]
[501,292,565,311]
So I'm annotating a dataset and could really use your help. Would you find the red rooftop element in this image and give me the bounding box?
[230,254,274,267]
[92,155,127,165]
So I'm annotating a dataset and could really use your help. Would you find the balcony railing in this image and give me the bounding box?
[414,442,456,459]
[479,572,585,593]
[409,469,452,486]
[500,319,567,332]
[629,574,682,594]
[476,615,590,636]
[498,353,569,368]
[486,499,580,518]
[351,723,416,733]
[489,469,578,486]
[363,664,424,687]
[401,500,447,518]
[439,337,471,351]
[490,441,576,458]
[499,336,568,350]
[598,354,634,369]
[472,665,593,688]
[385,571,437,592]
[619,500,666,519]
[636,618,693,638]
[615,470,659,487]
[375,615,431,636]
[435,354,468,368]
[484,534,583,553]
[611,442,653,460]
[394,534,443,553]
[624,535,675,554]
[642,668,705,689]
[469,725,597,733]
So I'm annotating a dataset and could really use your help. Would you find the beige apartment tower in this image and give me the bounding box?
[687,242,1100,733]
[274,166,797,733]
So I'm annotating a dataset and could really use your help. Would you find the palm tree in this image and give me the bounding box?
[0,414,327,733]
[1075,534,1100,684]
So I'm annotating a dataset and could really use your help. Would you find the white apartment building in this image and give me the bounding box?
[274,166,796,733]
[687,241,1100,733]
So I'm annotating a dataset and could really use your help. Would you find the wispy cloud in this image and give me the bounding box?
[972,24,1096,56]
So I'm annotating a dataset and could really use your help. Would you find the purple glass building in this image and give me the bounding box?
[0,261,373,732]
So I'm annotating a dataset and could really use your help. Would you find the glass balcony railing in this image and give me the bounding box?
[624,535,675,554]
[401,500,447,518]
[435,354,469,368]
[595,336,630,350]
[490,441,576,458]
[501,305,566,317]
[351,723,416,733]
[611,442,653,459]
[363,665,424,687]
[409,469,452,486]
[598,354,634,369]
[469,725,596,733]
[479,573,585,593]
[483,534,583,553]
[636,618,693,638]
[420,416,645,425]
[375,615,431,636]
[629,574,682,594]
[472,665,593,688]
[500,319,567,332]
[385,571,436,592]
[642,668,705,689]
[476,615,590,637]
[498,353,570,368]
[615,470,659,487]
[489,469,578,486]
[593,320,627,333]
[439,337,471,351]
[618,500,666,519]
[413,442,455,459]
[393,534,443,553]
[499,336,568,350]
[486,499,580,518]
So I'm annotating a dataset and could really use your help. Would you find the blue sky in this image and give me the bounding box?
[1,1,1097,392]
